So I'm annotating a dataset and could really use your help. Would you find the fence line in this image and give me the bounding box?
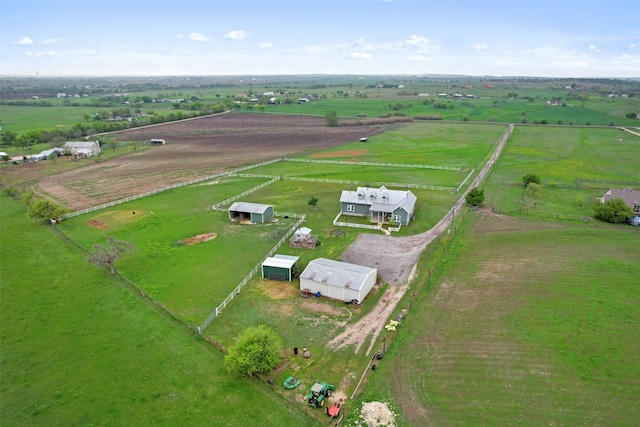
[51,225,190,330]
[283,157,461,171]
[456,168,475,193]
[281,176,455,191]
[576,178,640,187]
[60,155,459,220]
[199,214,306,332]
[211,177,281,210]
[332,212,382,231]
[60,158,284,220]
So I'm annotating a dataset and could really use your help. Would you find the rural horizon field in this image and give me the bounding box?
[2,79,640,426]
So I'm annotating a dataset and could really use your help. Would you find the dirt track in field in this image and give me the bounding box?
[36,112,383,210]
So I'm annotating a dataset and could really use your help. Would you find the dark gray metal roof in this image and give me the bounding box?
[340,186,416,214]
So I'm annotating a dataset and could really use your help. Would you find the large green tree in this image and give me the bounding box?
[324,110,339,127]
[224,325,282,376]
[594,198,633,224]
[465,187,485,206]
[522,173,541,187]
[27,198,66,221]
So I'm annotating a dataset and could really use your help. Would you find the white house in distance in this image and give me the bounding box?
[63,141,101,157]
[300,258,377,302]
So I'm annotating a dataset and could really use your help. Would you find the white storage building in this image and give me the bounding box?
[299,258,377,302]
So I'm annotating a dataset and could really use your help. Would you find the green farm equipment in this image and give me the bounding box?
[283,376,301,390]
[307,382,335,408]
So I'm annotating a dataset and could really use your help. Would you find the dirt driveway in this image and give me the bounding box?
[328,125,514,355]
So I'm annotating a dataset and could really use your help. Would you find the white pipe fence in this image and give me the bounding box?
[61,158,283,220]
[211,177,281,211]
[456,168,475,193]
[199,214,306,332]
[283,157,461,171]
[332,212,382,231]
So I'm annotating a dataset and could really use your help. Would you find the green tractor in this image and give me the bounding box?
[307,382,335,408]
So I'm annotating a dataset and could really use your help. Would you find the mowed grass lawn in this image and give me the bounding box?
[0,195,317,427]
[363,214,640,426]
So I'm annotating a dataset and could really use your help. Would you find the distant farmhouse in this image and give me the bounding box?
[63,141,101,157]
[340,186,417,226]
[600,188,640,214]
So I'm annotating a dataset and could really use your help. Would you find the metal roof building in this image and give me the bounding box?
[261,254,300,281]
[228,202,274,224]
[299,258,377,302]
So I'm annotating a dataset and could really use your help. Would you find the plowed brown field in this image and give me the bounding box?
[36,113,383,210]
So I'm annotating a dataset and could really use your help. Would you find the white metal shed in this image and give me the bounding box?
[299,258,377,302]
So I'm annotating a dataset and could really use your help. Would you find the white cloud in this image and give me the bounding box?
[403,35,437,53]
[258,42,273,49]
[473,43,488,51]
[630,43,639,50]
[224,30,248,40]
[42,38,64,46]
[589,44,601,53]
[79,50,100,57]
[349,52,372,59]
[17,36,34,46]
[24,51,33,57]
[36,50,62,57]
[408,55,428,62]
[188,32,212,42]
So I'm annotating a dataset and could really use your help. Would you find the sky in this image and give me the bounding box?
[2,0,639,78]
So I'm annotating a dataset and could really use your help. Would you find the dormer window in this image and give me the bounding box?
[357,192,364,201]
[381,193,389,203]
[369,193,376,202]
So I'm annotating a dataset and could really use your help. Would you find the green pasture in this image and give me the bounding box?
[266,95,639,126]
[0,195,317,427]
[0,104,97,133]
[484,126,640,220]
[361,215,640,426]
[58,177,301,325]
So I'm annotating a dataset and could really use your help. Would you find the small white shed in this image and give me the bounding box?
[299,258,377,302]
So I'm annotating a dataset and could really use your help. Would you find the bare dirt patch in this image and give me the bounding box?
[36,113,383,210]
[359,401,396,427]
[179,233,217,245]
[299,300,344,317]
[87,219,109,229]
[258,280,299,300]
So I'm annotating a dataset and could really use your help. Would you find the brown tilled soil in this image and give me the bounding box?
[36,112,383,210]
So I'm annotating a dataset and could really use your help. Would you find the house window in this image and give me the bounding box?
[393,215,401,223]
[347,204,355,212]
[370,194,376,202]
